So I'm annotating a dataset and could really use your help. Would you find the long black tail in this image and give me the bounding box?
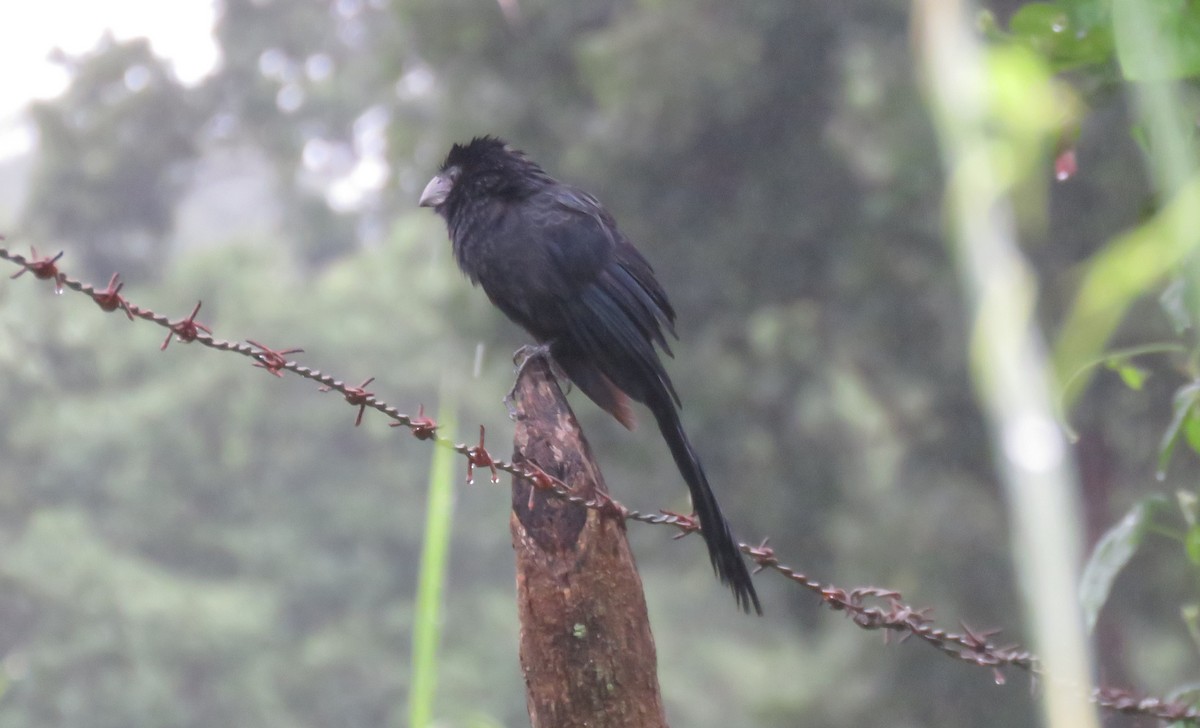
[550,292,762,614]
[648,396,762,615]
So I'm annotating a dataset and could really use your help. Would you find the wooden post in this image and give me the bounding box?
[509,356,668,728]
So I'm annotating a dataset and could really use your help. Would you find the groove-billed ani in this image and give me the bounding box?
[420,136,760,614]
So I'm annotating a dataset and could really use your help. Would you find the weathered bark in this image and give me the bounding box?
[510,356,668,728]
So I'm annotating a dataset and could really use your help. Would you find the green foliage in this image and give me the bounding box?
[1053,181,1200,406]
[1077,491,1200,669]
[576,3,767,154]
[1078,498,1162,632]
[0,224,520,727]
[23,36,205,281]
[1004,1,1113,71]
[7,0,1200,724]
[1108,358,1148,390]
[1186,526,1200,566]
[999,0,1200,82]
[1001,0,1200,715]
[1112,0,1200,81]
[1158,382,1200,478]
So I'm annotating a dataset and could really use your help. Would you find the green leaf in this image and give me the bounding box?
[1160,277,1193,334]
[1113,0,1200,81]
[1106,358,1148,390]
[1186,411,1200,456]
[1060,0,1110,29]
[1008,1,1112,71]
[1187,526,1200,566]
[1009,3,1067,44]
[1079,498,1161,632]
[1053,177,1200,411]
[1057,343,1185,439]
[1183,605,1200,657]
[1158,382,1200,479]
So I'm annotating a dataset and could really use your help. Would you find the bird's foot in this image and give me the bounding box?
[511,343,552,370]
[504,344,569,419]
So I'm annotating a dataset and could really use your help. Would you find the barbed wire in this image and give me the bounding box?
[2,242,1197,724]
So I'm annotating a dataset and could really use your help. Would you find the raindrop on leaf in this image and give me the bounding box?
[1055,148,1077,181]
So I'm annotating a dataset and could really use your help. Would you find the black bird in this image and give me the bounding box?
[420,136,761,614]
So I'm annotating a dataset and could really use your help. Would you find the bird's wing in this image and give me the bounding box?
[536,187,683,408]
[545,187,677,348]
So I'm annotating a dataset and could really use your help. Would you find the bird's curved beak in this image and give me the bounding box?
[419,173,452,208]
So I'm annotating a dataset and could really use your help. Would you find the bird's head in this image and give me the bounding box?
[419,136,550,214]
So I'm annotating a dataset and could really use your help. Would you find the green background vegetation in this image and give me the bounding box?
[1,0,1199,725]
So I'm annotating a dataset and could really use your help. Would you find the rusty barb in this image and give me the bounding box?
[1,242,1196,725]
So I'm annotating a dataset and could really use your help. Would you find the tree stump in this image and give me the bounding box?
[509,356,668,728]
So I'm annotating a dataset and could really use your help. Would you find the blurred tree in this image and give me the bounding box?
[207,0,408,265]
[5,1,1019,726]
[3,0,1199,726]
[23,36,206,281]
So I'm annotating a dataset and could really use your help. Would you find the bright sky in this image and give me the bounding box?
[0,0,219,159]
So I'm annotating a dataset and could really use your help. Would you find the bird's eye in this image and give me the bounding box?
[446,166,461,182]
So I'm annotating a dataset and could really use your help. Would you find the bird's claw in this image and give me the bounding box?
[504,343,570,420]
[511,343,552,369]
